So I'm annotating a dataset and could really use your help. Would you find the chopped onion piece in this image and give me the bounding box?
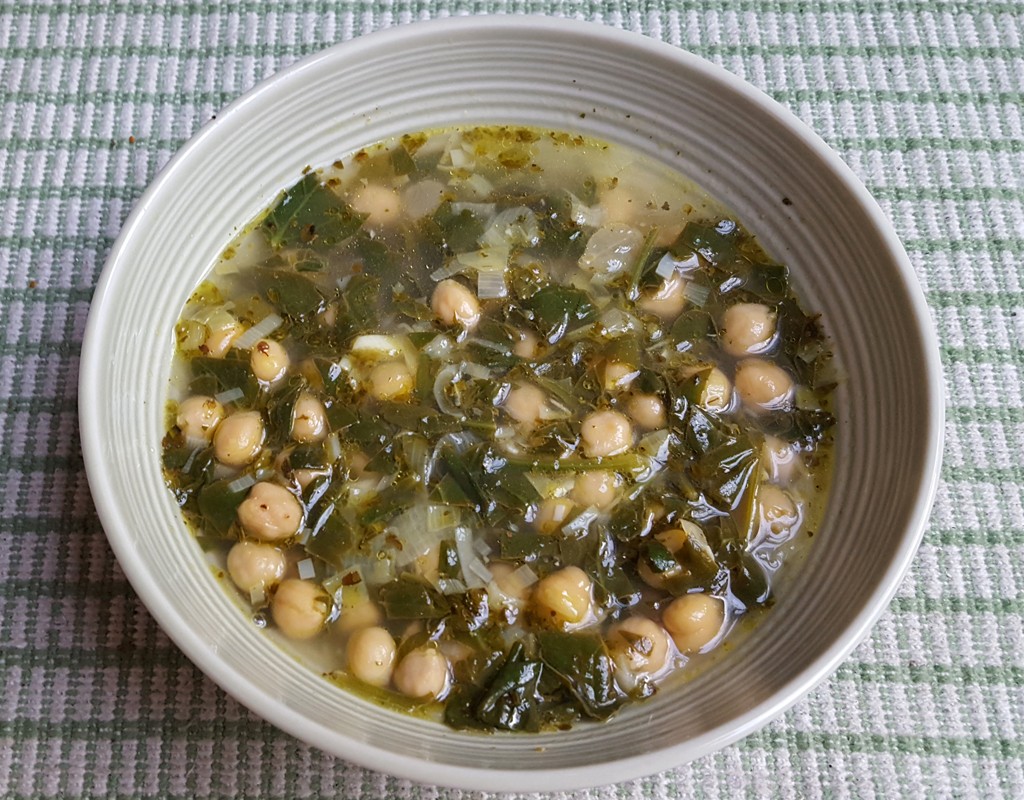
[192,304,234,328]
[212,462,236,481]
[433,364,465,417]
[355,552,397,586]
[448,148,472,168]
[433,431,479,456]
[295,527,312,546]
[465,337,508,354]
[501,626,530,649]
[525,472,574,499]
[438,578,469,596]
[389,502,438,567]
[480,207,540,249]
[297,558,316,580]
[249,586,266,606]
[422,334,454,360]
[455,527,489,589]
[433,362,490,416]
[464,173,494,198]
[184,434,208,452]
[638,429,672,460]
[477,269,507,299]
[683,281,712,307]
[655,251,701,279]
[567,191,604,227]
[579,223,643,278]
[492,564,539,601]
[473,537,493,559]
[233,313,284,351]
[461,361,491,380]
[466,558,493,586]
[325,432,342,463]
[226,473,256,494]
[456,246,509,272]
[214,260,239,276]
[598,307,642,335]
[494,424,516,441]
[428,504,460,532]
[324,567,368,606]
[510,564,539,590]
[429,260,471,282]
[563,506,601,536]
[350,334,404,359]
[634,429,673,485]
[214,387,244,405]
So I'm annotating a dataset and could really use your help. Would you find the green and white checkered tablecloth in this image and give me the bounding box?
[2,1,1022,798]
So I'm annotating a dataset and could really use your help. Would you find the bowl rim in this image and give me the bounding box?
[79,14,945,792]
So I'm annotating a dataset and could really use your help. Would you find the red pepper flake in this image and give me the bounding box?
[128,135,136,144]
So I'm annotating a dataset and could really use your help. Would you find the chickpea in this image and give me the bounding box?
[333,599,384,636]
[346,626,397,687]
[318,303,338,329]
[513,328,540,359]
[213,410,265,467]
[626,393,666,431]
[700,367,733,412]
[291,392,328,443]
[271,579,330,640]
[350,183,401,226]
[580,409,633,458]
[533,497,575,534]
[602,361,637,392]
[734,359,794,412]
[571,471,621,510]
[721,302,777,357]
[237,481,304,542]
[291,467,328,492]
[758,484,800,537]
[431,279,481,330]
[608,616,671,676]
[393,645,449,700]
[662,593,725,653]
[176,395,225,441]
[761,435,802,483]
[503,384,549,428]
[532,566,594,628]
[226,541,286,594]
[202,314,242,357]
[638,271,686,320]
[250,338,290,384]
[368,361,413,401]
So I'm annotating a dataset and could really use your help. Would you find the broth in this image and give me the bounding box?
[162,126,836,731]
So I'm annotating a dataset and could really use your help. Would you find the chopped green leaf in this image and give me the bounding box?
[262,173,365,251]
[537,631,625,719]
[378,575,451,619]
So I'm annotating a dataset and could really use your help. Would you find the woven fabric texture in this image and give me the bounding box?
[1,1,1022,798]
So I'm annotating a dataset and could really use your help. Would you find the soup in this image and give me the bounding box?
[162,126,836,732]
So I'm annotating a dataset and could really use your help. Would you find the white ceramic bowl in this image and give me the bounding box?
[80,16,943,792]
